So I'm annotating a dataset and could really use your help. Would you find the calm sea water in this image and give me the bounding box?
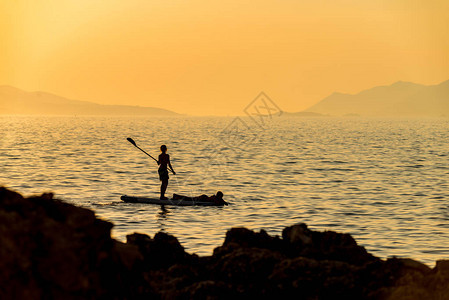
[1,115,448,266]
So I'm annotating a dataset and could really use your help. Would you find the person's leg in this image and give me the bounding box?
[160,179,168,199]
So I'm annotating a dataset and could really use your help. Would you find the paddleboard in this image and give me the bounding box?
[121,195,227,206]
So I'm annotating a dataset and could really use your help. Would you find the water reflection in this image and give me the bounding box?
[1,116,449,266]
[157,205,170,232]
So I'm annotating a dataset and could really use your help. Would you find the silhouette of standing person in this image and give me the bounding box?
[158,145,175,200]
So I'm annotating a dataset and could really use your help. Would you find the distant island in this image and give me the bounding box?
[303,79,449,117]
[0,86,179,116]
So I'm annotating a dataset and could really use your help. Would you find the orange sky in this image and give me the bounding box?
[1,0,448,115]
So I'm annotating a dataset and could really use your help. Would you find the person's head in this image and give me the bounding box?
[160,145,167,153]
[216,191,223,199]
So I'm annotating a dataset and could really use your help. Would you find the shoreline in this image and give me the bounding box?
[1,187,448,299]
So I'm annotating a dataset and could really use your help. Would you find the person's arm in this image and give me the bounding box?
[168,155,176,174]
[157,154,161,165]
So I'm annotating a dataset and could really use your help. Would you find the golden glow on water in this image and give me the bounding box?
[1,1,449,115]
[1,116,448,266]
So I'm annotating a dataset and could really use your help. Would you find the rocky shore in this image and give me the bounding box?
[1,187,448,299]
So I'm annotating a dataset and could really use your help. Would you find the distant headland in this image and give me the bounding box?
[0,86,180,116]
[302,79,449,117]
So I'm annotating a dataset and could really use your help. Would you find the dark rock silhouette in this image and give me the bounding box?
[1,187,448,299]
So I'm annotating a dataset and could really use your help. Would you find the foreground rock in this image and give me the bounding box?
[0,187,448,299]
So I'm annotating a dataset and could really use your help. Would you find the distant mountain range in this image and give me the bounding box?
[303,79,449,117]
[0,86,179,116]
[3,80,449,117]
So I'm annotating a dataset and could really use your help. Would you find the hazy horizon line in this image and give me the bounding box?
[2,77,448,116]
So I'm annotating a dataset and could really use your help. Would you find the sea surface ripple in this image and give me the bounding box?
[1,115,448,266]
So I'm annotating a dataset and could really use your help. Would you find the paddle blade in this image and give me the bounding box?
[127,137,137,146]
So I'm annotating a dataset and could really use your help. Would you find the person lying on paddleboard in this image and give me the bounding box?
[158,145,175,200]
[173,191,227,205]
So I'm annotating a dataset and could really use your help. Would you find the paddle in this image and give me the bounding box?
[127,137,175,174]
[127,137,158,162]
